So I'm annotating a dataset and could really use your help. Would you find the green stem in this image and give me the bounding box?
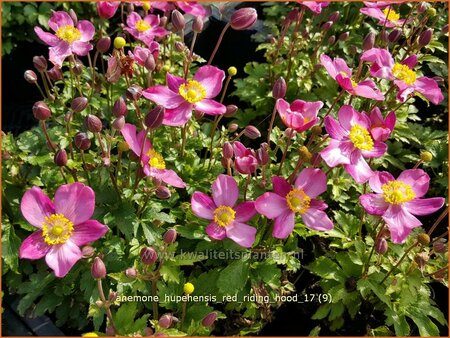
[380,241,418,284]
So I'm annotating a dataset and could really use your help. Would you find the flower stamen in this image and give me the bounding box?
[42,214,74,245]
[349,124,374,151]
[382,181,416,204]
[178,80,206,104]
[383,8,400,22]
[55,25,81,43]
[147,149,166,169]
[286,188,311,214]
[135,20,151,32]
[392,63,417,85]
[214,205,236,227]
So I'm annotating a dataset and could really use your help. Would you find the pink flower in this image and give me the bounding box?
[34,11,95,66]
[125,12,169,47]
[360,170,445,243]
[320,54,384,101]
[176,1,210,17]
[233,141,258,174]
[133,43,160,66]
[362,1,405,9]
[276,98,323,132]
[297,1,330,14]
[255,170,333,239]
[19,183,108,277]
[320,105,388,183]
[360,6,407,27]
[121,123,186,188]
[143,66,226,126]
[361,48,444,105]
[97,1,120,19]
[368,107,395,142]
[191,175,257,247]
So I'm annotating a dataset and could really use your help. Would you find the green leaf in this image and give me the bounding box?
[357,278,391,308]
[307,256,345,282]
[1,220,21,273]
[406,306,440,337]
[216,259,250,295]
[251,261,281,287]
[385,308,410,336]
[311,303,331,320]
[113,302,138,334]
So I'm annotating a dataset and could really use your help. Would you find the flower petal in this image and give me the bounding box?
[324,116,347,140]
[45,240,82,277]
[34,27,59,46]
[295,168,327,198]
[71,220,108,246]
[166,73,186,92]
[272,210,295,239]
[126,12,141,28]
[54,183,95,225]
[158,169,187,188]
[71,41,93,56]
[397,169,429,198]
[77,20,95,41]
[163,102,193,126]
[226,222,256,248]
[49,41,71,66]
[361,141,387,158]
[212,174,239,207]
[255,192,289,219]
[205,222,226,240]
[320,54,338,79]
[234,201,256,222]
[302,208,334,231]
[383,205,422,244]
[143,85,185,109]
[369,171,395,193]
[194,99,226,116]
[404,197,445,216]
[19,231,51,259]
[359,193,389,215]
[191,192,216,220]
[413,77,444,105]
[193,65,225,98]
[48,11,73,32]
[21,186,55,228]
[272,176,292,197]
[344,156,373,183]
[320,139,351,167]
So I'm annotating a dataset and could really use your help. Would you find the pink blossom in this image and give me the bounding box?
[143,66,226,126]
[368,107,395,142]
[34,11,95,66]
[360,170,445,243]
[320,105,388,183]
[121,123,186,188]
[360,6,407,27]
[276,98,323,132]
[133,43,160,66]
[255,170,333,239]
[320,54,384,101]
[361,48,444,105]
[362,1,405,9]
[233,141,258,174]
[297,1,330,14]
[97,1,120,19]
[176,1,210,17]
[19,183,108,277]
[191,175,257,247]
[125,12,169,47]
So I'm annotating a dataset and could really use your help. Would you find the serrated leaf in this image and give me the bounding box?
[216,259,249,295]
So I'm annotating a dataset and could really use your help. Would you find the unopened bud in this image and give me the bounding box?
[47,66,62,81]
[159,314,174,329]
[72,60,83,75]
[228,123,238,133]
[224,104,238,117]
[143,327,154,336]
[230,8,257,30]
[375,237,388,255]
[380,30,389,43]
[194,110,204,120]
[349,45,358,55]
[417,2,428,13]
[420,150,433,162]
[160,16,168,27]
[75,132,91,151]
[223,142,234,159]
[202,312,217,327]
[442,24,449,34]
[163,229,177,244]
[33,56,48,72]
[125,267,137,278]
[32,101,51,120]
[126,85,143,101]
[71,96,88,113]
[105,327,115,336]
[145,105,165,129]
[433,240,446,253]
[321,21,333,31]
[175,41,185,52]
[426,7,436,17]
[112,96,128,117]
[284,128,296,139]
[114,36,126,49]
[418,28,433,47]
[171,10,185,31]
[328,11,340,23]
[414,252,429,270]
[244,125,261,139]
[82,245,95,258]
[145,54,156,71]
[155,186,171,199]
[363,32,376,51]
[24,70,38,84]
[193,17,204,33]
[140,247,158,265]
[54,149,68,166]
[108,291,118,302]
[299,146,312,161]
[112,116,125,131]
[65,112,73,123]
[95,300,104,308]
[312,125,322,135]
[85,114,103,133]
[339,31,349,41]
[96,37,111,53]
[417,233,430,245]
[328,35,336,45]
[272,77,287,99]
[256,147,269,165]
[91,257,107,279]
[228,66,237,77]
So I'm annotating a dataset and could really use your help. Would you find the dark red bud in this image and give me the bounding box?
[363,32,376,51]
[163,229,177,244]
[228,123,238,133]
[105,327,115,336]
[223,142,233,159]
[339,31,349,41]
[230,8,257,30]
[32,101,51,120]
[159,314,176,328]
[256,147,269,165]
[321,21,333,31]
[272,77,287,99]
[144,105,165,130]
[81,245,95,258]
[328,35,336,45]
[24,70,38,84]
[244,125,261,139]
[418,28,433,47]
[47,66,63,81]
[112,96,128,117]
[33,55,48,72]
[85,114,103,133]
[126,85,143,101]
[171,10,185,31]
[388,29,402,43]
[74,132,91,150]
[193,17,204,33]
[54,149,68,167]
[125,267,137,278]
[328,11,340,23]
[201,312,217,327]
[140,247,158,265]
[375,237,388,255]
[224,104,238,117]
[71,96,88,113]
[155,186,171,199]
[145,54,156,71]
[112,116,125,131]
[96,37,111,53]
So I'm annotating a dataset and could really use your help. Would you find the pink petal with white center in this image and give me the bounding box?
[21,187,55,228]
[272,210,295,239]
[255,192,289,219]
[70,220,108,246]
[194,99,226,116]
[127,12,142,28]
[413,77,444,105]
[295,168,327,198]
[397,169,429,198]
[272,176,292,197]
[404,197,445,216]
[226,222,256,247]
[143,86,185,109]
[344,156,373,183]
[77,20,95,42]
[369,171,395,193]
[383,205,422,244]
[45,240,82,277]
[193,66,225,98]
[163,102,193,126]
[320,139,351,167]
[157,169,187,188]
[34,27,59,46]
[48,11,74,32]
[359,193,389,215]
[49,41,71,66]
[324,116,347,140]
[302,208,334,231]
[234,201,256,222]
[192,192,216,220]
[19,231,51,259]
[54,183,95,225]
[361,141,387,158]
[212,174,239,207]
[206,222,226,240]
[71,41,93,56]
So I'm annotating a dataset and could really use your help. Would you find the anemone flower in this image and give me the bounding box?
[361,48,444,105]
[359,170,445,243]
[97,1,120,19]
[133,43,160,66]
[297,1,330,14]
[125,12,169,47]
[34,11,95,66]
[191,175,257,247]
[143,66,226,126]
[320,105,388,183]
[121,124,186,188]
[233,141,258,175]
[320,54,384,101]
[368,107,395,142]
[255,169,333,239]
[276,98,323,132]
[360,5,407,27]
[19,183,108,277]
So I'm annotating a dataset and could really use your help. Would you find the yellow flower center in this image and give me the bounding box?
[147,149,166,169]
[42,214,74,245]
[392,63,417,85]
[135,20,151,32]
[55,25,81,43]
[178,80,207,104]
[349,124,374,151]
[214,205,236,227]
[382,181,416,204]
[383,8,400,22]
[286,188,311,214]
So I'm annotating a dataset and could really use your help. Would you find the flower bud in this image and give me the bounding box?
[388,29,402,43]
[112,96,128,117]
[48,66,63,81]
[159,314,175,329]
[145,54,156,71]
[339,31,349,41]
[69,9,78,26]
[144,105,165,129]
[163,229,177,244]
[380,30,389,43]
[328,36,336,45]
[91,257,107,279]
[96,37,111,53]
[175,41,185,52]
[183,282,194,294]
[420,150,433,162]
[143,327,154,336]
[426,7,436,17]
[82,245,95,258]
[140,247,158,265]
[85,114,103,133]
[433,240,446,253]
[112,116,125,131]
[230,8,257,30]
[105,327,115,336]
[193,17,204,33]
[155,186,171,199]
[194,110,204,120]
[417,233,430,245]
[375,237,388,255]
[102,156,111,167]
[256,147,269,165]
[108,291,118,302]
[228,123,238,133]
[328,11,340,23]
[414,252,429,270]
[160,16,168,27]
[311,125,322,135]
[75,132,91,151]
[349,45,358,55]
[95,300,103,308]
[299,146,312,161]
[442,24,449,34]
[24,70,38,84]
[114,36,126,49]
[272,77,287,99]
[71,96,88,113]
[223,142,234,159]
[32,101,51,120]
[418,28,433,47]
[244,125,261,139]
[224,104,238,117]
[126,85,143,101]
[284,128,296,139]
[125,267,137,278]
[33,56,48,72]
[417,2,428,13]
[72,60,84,75]
[171,10,185,31]
[228,66,237,77]
[363,32,376,51]
[321,21,333,31]
[202,312,217,327]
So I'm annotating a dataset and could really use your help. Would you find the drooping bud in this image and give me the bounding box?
[339,31,349,41]
[159,314,175,329]
[71,96,88,113]
[256,147,269,165]
[328,11,340,23]
[163,229,177,244]
[228,123,238,133]
[144,105,165,129]
[418,28,433,47]
[114,36,126,49]
[24,70,38,84]
[75,132,91,151]
[375,237,388,255]
[96,37,111,53]
[223,142,234,159]
[201,312,217,327]
[417,233,430,246]
[155,186,171,199]
[193,17,204,33]
[126,85,143,101]
[47,66,63,81]
[272,77,287,99]
[244,125,261,139]
[321,21,333,31]
[33,56,48,72]
[363,32,376,50]
[91,257,107,279]
[420,150,433,162]
[224,104,238,117]
[171,10,185,31]
[112,96,128,117]
[32,101,51,120]
[230,8,257,30]
[112,116,125,131]
[140,247,158,265]
[85,115,103,133]
[82,245,95,258]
